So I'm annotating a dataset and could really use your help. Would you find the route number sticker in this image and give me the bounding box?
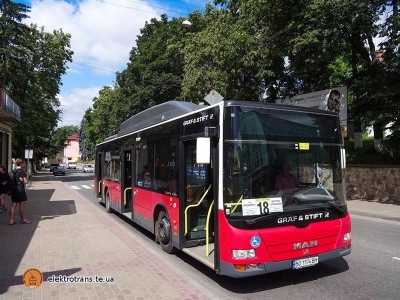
[242,197,283,216]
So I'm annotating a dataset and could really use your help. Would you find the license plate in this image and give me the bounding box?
[292,256,318,269]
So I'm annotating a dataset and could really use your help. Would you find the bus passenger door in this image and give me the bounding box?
[95,152,103,200]
[183,140,214,248]
[121,150,134,219]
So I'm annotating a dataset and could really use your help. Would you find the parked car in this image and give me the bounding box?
[49,163,60,172]
[67,161,77,169]
[82,164,94,173]
[53,166,65,176]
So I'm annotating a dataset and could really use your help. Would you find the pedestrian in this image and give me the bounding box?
[275,161,300,192]
[0,165,10,212]
[312,163,323,186]
[9,158,32,225]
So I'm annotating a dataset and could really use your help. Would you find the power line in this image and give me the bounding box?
[95,0,186,17]
[123,0,187,16]
[71,62,116,74]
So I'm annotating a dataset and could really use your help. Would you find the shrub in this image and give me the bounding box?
[345,137,400,165]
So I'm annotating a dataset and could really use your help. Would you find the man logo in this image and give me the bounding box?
[294,240,318,250]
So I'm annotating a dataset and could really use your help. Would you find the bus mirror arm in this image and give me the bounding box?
[204,126,217,137]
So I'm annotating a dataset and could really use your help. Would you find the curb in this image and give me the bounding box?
[349,210,400,222]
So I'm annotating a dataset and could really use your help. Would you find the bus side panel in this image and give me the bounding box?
[102,179,121,210]
[109,181,121,207]
[132,189,180,238]
[134,188,154,218]
[153,194,180,240]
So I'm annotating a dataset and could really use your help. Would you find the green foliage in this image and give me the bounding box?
[117,14,185,108]
[182,6,263,102]
[345,137,400,165]
[81,14,188,155]
[82,0,400,163]
[48,125,79,158]
[0,0,73,160]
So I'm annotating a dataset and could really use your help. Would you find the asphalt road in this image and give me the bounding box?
[57,172,400,300]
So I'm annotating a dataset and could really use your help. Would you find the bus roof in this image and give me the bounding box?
[100,100,339,144]
[117,100,203,137]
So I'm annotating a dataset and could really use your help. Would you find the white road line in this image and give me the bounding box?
[393,257,400,261]
[82,185,92,189]
[70,186,80,190]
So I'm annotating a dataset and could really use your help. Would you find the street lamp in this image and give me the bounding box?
[182,19,192,28]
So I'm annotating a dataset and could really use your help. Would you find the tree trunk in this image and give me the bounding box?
[373,122,384,152]
[354,117,362,148]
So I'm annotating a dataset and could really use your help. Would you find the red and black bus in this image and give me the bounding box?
[94,100,351,278]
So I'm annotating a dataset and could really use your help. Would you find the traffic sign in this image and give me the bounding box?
[25,149,33,159]
[204,90,224,105]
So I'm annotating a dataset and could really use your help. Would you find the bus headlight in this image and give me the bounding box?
[232,249,256,259]
[344,232,351,241]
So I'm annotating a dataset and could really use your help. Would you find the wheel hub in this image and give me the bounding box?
[159,218,171,243]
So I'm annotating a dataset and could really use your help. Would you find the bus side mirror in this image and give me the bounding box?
[196,137,210,164]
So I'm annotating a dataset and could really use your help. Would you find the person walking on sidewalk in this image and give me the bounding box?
[0,165,10,212]
[9,158,32,225]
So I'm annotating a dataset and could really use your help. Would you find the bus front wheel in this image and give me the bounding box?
[157,211,176,254]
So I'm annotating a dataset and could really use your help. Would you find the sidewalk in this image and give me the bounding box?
[347,199,400,222]
[0,174,218,299]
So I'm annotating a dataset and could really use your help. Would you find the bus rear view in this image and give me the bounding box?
[219,102,351,277]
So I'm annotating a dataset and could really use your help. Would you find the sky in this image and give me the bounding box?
[18,0,209,127]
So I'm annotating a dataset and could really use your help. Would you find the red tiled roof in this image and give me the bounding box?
[67,133,79,141]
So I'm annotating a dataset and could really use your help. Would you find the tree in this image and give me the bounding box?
[0,0,30,88]
[48,125,79,159]
[84,0,400,158]
[117,14,186,109]
[182,6,263,102]
[83,15,188,146]
[0,1,73,160]
[79,114,92,161]
[214,0,400,153]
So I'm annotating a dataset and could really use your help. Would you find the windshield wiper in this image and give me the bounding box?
[245,214,274,225]
[295,199,346,214]
[292,186,346,214]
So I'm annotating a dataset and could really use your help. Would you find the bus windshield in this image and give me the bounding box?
[223,105,346,224]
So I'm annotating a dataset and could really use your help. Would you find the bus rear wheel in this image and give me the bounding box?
[157,211,176,254]
[105,191,112,213]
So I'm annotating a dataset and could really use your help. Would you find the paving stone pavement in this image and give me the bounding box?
[0,176,219,300]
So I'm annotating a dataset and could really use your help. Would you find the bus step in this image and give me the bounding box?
[188,229,206,240]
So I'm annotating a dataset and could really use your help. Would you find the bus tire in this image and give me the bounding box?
[157,211,176,254]
[105,191,112,213]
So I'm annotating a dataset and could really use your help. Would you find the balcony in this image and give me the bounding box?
[0,88,21,123]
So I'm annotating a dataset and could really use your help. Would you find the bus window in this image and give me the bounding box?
[153,138,178,195]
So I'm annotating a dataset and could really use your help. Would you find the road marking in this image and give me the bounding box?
[70,185,95,190]
[393,257,400,261]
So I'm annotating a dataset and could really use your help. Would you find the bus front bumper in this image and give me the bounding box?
[219,245,351,278]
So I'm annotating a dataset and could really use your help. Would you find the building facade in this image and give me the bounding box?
[59,133,81,163]
[0,89,21,171]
